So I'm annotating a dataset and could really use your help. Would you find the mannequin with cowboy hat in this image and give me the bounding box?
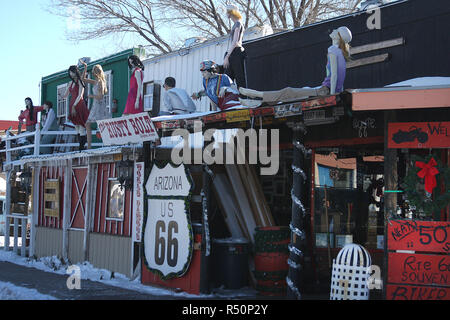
[191,60,241,111]
[239,26,353,107]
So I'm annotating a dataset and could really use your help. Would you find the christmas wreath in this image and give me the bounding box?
[401,153,450,218]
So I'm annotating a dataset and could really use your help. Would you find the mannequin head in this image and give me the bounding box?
[200,60,218,79]
[164,77,176,91]
[226,4,242,21]
[93,64,108,95]
[68,65,85,88]
[43,101,53,112]
[330,26,352,61]
[128,55,145,71]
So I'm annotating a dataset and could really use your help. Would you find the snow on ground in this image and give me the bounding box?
[0,236,22,247]
[0,249,256,299]
[0,281,57,300]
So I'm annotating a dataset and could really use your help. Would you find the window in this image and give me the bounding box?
[107,179,124,220]
[57,83,69,120]
[143,81,161,113]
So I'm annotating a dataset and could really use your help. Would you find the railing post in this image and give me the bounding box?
[21,217,27,257]
[4,170,11,251]
[13,217,18,254]
[34,123,41,156]
[6,131,11,165]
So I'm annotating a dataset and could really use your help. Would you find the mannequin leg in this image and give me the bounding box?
[239,87,264,98]
[261,87,318,103]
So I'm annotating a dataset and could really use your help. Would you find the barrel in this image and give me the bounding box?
[254,226,290,296]
[212,238,249,289]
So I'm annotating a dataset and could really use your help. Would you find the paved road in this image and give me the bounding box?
[0,261,180,300]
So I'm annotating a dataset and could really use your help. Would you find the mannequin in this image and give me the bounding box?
[191,60,240,111]
[18,98,44,134]
[123,55,144,115]
[80,59,110,149]
[239,26,352,107]
[223,3,247,89]
[40,101,59,154]
[62,65,90,151]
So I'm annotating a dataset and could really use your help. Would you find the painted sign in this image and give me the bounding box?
[387,220,450,253]
[387,219,450,300]
[386,284,450,300]
[143,163,193,279]
[132,162,144,242]
[388,252,450,286]
[388,122,450,149]
[97,112,159,146]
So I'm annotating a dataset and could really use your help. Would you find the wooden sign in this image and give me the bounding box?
[44,179,60,218]
[226,109,250,123]
[97,112,159,145]
[388,122,450,149]
[386,284,450,300]
[388,220,450,253]
[388,252,450,286]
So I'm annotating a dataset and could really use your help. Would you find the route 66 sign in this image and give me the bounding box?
[143,162,193,279]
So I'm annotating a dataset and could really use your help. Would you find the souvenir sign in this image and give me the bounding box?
[97,112,159,145]
[143,162,193,279]
[388,122,450,149]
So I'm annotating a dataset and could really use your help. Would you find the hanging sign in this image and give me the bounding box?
[132,162,144,242]
[388,122,450,149]
[143,163,193,279]
[97,112,159,146]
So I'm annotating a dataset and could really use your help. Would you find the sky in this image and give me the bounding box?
[0,0,142,121]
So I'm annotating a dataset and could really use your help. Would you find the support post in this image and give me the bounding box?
[34,123,41,156]
[62,159,72,261]
[383,110,397,300]
[287,123,308,300]
[29,165,40,257]
[200,165,212,294]
[4,170,12,250]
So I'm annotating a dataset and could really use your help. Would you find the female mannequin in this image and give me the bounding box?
[191,60,240,111]
[18,98,44,133]
[123,55,144,115]
[223,4,247,89]
[62,65,90,151]
[239,26,352,107]
[39,101,59,154]
[80,59,110,149]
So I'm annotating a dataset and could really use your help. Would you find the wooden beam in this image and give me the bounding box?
[350,37,405,55]
[347,53,389,69]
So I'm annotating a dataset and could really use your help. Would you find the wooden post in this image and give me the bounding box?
[383,110,397,300]
[62,160,72,261]
[4,170,12,251]
[200,165,212,294]
[287,123,307,300]
[30,165,40,257]
[34,123,41,156]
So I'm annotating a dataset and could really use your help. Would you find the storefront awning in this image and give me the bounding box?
[350,85,450,111]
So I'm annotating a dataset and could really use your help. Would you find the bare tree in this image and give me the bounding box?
[48,0,363,56]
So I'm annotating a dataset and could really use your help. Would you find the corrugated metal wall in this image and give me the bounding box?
[89,233,132,278]
[35,227,63,258]
[143,27,272,113]
[68,230,84,264]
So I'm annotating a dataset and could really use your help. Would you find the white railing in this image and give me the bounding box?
[2,214,30,257]
[0,123,103,168]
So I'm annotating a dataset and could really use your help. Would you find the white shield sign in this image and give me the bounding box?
[143,163,193,278]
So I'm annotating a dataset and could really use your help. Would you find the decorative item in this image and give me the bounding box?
[116,159,134,190]
[401,153,450,218]
[44,179,60,218]
[108,179,125,219]
[336,234,353,248]
[19,169,33,194]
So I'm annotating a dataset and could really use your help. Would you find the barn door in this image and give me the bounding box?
[69,167,88,230]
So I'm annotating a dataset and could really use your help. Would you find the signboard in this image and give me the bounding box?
[387,219,450,300]
[132,162,144,242]
[143,163,193,279]
[226,109,250,123]
[388,220,450,253]
[388,122,450,149]
[97,112,159,146]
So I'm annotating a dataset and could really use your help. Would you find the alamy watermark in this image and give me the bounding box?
[170,121,280,175]
[66,265,81,290]
[67,6,81,31]
[366,4,381,30]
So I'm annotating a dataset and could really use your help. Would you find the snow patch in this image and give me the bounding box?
[0,281,57,300]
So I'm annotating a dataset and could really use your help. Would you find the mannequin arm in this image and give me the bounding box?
[73,81,84,107]
[135,70,142,109]
[62,84,70,99]
[329,53,338,95]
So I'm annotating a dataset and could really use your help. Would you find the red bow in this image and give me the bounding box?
[415,157,439,194]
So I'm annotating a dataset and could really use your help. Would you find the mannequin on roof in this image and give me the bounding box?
[123,55,144,115]
[191,60,240,111]
[239,26,352,107]
[223,3,247,90]
[61,65,90,151]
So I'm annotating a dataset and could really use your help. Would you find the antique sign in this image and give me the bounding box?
[143,163,193,279]
[132,162,144,242]
[388,122,450,149]
[97,112,159,145]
